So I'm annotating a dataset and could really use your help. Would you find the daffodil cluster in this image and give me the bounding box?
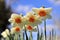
[1,7,52,39]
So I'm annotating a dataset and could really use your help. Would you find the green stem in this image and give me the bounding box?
[37,26,39,40]
[8,35,12,40]
[44,20,46,40]
[20,32,24,40]
[25,27,28,40]
[6,37,9,40]
[52,29,54,40]
[23,32,25,40]
[29,31,33,40]
[14,34,18,40]
[19,34,20,40]
[40,28,43,40]
[49,31,51,40]
[9,34,14,40]
[55,31,57,40]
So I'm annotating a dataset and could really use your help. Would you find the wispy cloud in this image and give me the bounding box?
[48,0,60,5]
[15,5,35,14]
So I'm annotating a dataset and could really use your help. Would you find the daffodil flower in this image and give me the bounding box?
[24,12,42,26]
[25,25,37,40]
[11,26,21,34]
[1,29,10,38]
[25,25,37,32]
[8,13,24,28]
[11,26,25,40]
[32,7,52,20]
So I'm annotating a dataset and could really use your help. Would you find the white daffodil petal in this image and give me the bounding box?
[8,18,14,23]
[5,29,10,35]
[1,31,7,38]
[32,8,39,14]
[11,14,19,18]
[45,8,52,14]
[26,12,34,16]
[11,28,15,34]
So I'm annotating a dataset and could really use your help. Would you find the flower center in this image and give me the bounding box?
[38,9,46,17]
[27,25,33,30]
[15,18,21,23]
[15,27,20,32]
[29,17,35,22]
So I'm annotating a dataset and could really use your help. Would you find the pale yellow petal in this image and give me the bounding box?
[32,8,39,14]
[1,31,7,38]
[5,29,10,35]
[45,8,52,14]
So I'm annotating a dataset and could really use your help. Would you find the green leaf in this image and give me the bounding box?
[39,32,43,40]
[29,31,33,40]
[37,26,39,40]
[25,28,28,40]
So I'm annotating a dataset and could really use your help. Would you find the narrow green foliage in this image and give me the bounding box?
[37,26,39,40]
[25,28,28,40]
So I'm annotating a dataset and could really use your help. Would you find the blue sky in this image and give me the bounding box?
[6,0,60,40]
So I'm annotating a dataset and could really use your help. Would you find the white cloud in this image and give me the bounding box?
[48,0,60,5]
[15,5,35,13]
